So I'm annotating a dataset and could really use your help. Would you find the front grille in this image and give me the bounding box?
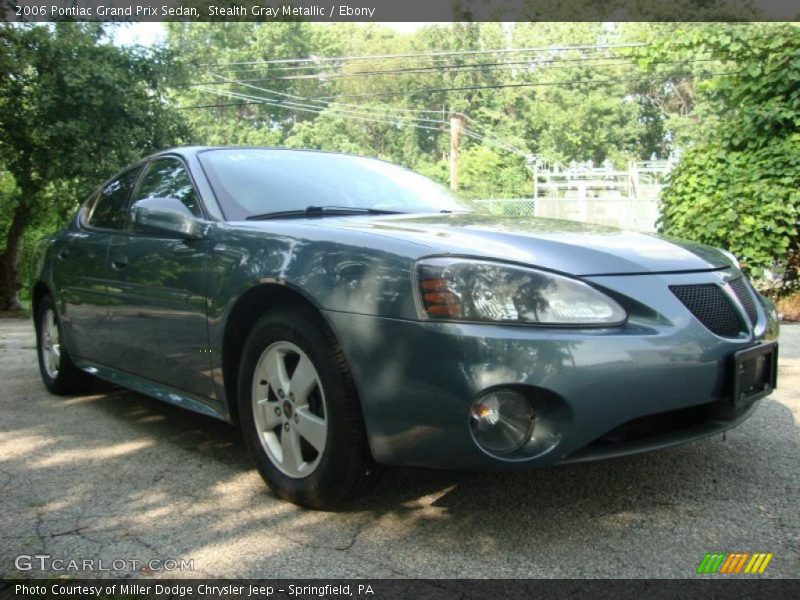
[729,277,758,326]
[670,284,743,337]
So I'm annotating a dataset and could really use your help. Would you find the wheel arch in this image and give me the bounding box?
[220,282,346,424]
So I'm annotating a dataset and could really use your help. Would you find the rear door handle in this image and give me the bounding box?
[56,248,69,261]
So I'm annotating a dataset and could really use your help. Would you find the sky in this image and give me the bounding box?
[110,22,428,46]
[110,13,799,48]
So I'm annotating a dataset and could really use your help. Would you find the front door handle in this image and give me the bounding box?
[111,256,128,270]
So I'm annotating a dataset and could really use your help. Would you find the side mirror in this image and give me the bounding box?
[130,197,206,239]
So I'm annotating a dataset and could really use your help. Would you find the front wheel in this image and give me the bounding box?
[238,306,377,509]
[35,295,93,395]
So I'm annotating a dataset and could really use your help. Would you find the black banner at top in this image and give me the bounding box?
[2,0,800,22]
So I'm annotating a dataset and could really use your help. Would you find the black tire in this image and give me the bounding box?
[35,295,94,395]
[238,305,377,509]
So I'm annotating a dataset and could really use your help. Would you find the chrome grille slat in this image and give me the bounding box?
[729,277,758,326]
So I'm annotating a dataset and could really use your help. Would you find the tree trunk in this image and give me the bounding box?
[0,201,31,312]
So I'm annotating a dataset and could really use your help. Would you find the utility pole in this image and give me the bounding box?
[449,112,464,192]
[526,155,538,200]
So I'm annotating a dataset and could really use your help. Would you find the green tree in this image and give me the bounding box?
[653,24,800,290]
[167,20,799,238]
[168,22,683,191]
[0,23,188,311]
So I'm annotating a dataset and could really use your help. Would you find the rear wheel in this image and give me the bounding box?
[238,305,377,508]
[36,295,93,395]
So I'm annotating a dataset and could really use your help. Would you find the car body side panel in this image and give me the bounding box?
[104,232,216,402]
[71,358,227,421]
[48,222,115,362]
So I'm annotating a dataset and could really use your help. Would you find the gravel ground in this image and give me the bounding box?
[0,318,797,579]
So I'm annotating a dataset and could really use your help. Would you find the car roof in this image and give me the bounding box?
[149,146,397,164]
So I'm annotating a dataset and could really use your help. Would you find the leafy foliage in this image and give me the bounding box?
[654,24,800,291]
[0,23,189,309]
[168,22,682,197]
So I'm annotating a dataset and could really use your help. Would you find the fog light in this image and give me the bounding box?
[470,389,535,455]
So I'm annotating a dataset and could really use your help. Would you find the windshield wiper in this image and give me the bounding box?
[246,206,403,221]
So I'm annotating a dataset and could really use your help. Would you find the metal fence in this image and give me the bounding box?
[530,157,676,202]
[476,198,536,217]
[472,196,659,232]
[468,157,674,232]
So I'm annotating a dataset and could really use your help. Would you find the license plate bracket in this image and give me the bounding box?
[731,342,778,407]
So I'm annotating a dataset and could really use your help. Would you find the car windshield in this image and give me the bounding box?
[198,148,468,221]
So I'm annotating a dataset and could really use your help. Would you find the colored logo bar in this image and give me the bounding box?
[697,552,773,574]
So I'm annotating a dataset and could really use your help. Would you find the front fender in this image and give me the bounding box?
[204,222,428,322]
[203,222,431,408]
[30,236,53,289]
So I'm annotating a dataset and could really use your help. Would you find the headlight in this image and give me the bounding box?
[414,257,626,326]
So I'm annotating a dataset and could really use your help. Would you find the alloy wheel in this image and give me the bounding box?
[251,341,328,478]
[40,308,61,379]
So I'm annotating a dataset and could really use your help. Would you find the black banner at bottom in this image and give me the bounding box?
[1,579,799,600]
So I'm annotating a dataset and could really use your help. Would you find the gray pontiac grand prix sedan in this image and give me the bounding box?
[31,147,779,508]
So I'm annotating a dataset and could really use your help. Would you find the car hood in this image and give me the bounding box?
[312,212,732,276]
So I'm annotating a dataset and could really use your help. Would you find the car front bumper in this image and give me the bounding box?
[324,270,778,470]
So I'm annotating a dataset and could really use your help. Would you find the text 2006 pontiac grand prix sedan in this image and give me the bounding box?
[31,147,779,508]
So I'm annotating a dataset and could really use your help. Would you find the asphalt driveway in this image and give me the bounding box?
[1,318,798,578]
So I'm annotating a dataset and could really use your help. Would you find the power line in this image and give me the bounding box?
[179,69,737,158]
[205,72,447,116]
[197,72,594,152]
[204,89,447,130]
[196,33,775,75]
[460,116,525,155]
[176,100,266,110]
[460,128,524,155]
[311,72,738,100]
[184,48,721,117]
[179,70,734,151]
[183,55,722,119]
[187,58,631,87]
[194,52,520,74]
[200,42,649,68]
[182,57,722,89]
[189,86,448,128]
[201,50,645,77]
[200,50,645,78]
[178,87,526,156]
